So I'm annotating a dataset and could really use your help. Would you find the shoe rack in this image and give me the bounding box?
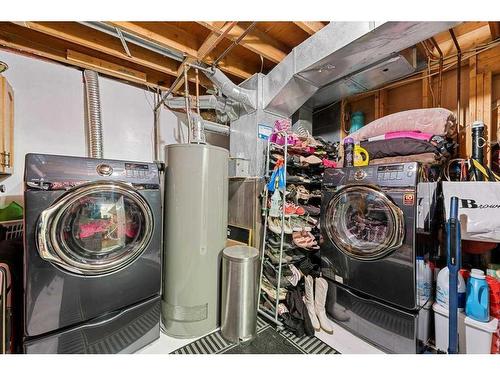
[257,133,289,327]
[257,132,326,327]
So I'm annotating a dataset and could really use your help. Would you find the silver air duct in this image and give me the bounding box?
[164,94,241,122]
[203,68,257,111]
[83,70,104,158]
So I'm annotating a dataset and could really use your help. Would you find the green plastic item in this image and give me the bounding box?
[0,201,23,221]
[350,111,365,133]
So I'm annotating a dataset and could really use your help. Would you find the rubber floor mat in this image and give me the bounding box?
[171,317,338,354]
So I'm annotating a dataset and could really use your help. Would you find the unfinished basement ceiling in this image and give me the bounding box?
[0,21,498,97]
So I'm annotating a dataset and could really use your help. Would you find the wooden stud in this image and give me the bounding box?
[374,90,387,119]
[467,55,478,158]
[197,21,288,63]
[293,22,325,35]
[0,76,14,173]
[421,71,433,108]
[340,99,347,140]
[483,71,492,166]
[497,100,500,143]
[488,22,500,40]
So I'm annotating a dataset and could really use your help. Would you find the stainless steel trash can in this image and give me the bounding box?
[220,245,260,343]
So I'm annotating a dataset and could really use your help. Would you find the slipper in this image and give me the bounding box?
[268,217,293,235]
[289,217,312,232]
[300,155,322,166]
[296,185,310,201]
[261,277,287,301]
[284,202,305,216]
[267,234,294,249]
[292,231,311,248]
[265,249,292,264]
[303,204,321,216]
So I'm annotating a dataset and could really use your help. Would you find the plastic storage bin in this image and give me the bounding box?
[432,302,466,353]
[464,317,498,354]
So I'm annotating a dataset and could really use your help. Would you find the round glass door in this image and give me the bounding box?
[37,182,153,275]
[324,185,404,260]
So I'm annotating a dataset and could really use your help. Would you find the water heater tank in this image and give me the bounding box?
[162,143,229,338]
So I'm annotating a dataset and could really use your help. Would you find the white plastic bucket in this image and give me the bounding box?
[432,302,466,353]
[464,317,498,354]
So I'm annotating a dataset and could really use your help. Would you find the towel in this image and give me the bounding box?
[349,108,457,142]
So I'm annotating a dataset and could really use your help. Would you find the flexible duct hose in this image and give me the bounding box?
[83,70,104,158]
[203,68,257,111]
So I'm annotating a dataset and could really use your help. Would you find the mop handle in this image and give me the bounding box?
[448,196,460,354]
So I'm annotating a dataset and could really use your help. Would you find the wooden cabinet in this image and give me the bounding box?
[0,75,13,175]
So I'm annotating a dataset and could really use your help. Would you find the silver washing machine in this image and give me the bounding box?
[320,163,438,353]
[22,153,162,353]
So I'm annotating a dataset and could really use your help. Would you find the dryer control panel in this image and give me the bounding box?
[324,162,418,187]
[24,153,160,190]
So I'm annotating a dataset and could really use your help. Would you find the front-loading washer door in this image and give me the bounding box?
[324,185,405,261]
[37,181,154,276]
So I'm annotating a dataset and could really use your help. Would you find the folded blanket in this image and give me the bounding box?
[368,130,433,142]
[361,138,441,159]
[349,108,457,142]
[369,152,444,166]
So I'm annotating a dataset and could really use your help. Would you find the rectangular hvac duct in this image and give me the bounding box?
[310,54,417,108]
[263,21,460,117]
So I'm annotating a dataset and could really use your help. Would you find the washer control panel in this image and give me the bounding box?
[376,163,418,186]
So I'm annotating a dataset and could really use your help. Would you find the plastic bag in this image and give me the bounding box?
[443,181,500,243]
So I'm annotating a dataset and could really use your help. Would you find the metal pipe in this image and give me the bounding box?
[212,22,257,67]
[183,65,192,143]
[203,120,230,136]
[186,62,213,74]
[153,92,161,161]
[154,72,185,111]
[83,70,104,158]
[449,29,462,128]
[195,69,200,115]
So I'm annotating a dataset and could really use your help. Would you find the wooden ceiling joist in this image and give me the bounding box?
[172,21,238,93]
[11,21,215,89]
[197,21,288,63]
[293,21,325,35]
[109,21,253,80]
[107,21,199,57]
[0,22,174,90]
[16,21,179,76]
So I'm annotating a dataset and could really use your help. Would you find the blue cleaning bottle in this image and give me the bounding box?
[465,269,490,322]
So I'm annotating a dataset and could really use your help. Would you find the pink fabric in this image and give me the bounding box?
[371,130,434,142]
[79,220,110,238]
[349,108,457,142]
[322,159,339,168]
[269,118,300,146]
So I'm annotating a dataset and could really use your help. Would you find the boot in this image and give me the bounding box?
[314,277,334,334]
[304,275,320,331]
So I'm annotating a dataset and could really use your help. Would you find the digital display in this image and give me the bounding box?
[125,163,149,171]
[377,165,404,172]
